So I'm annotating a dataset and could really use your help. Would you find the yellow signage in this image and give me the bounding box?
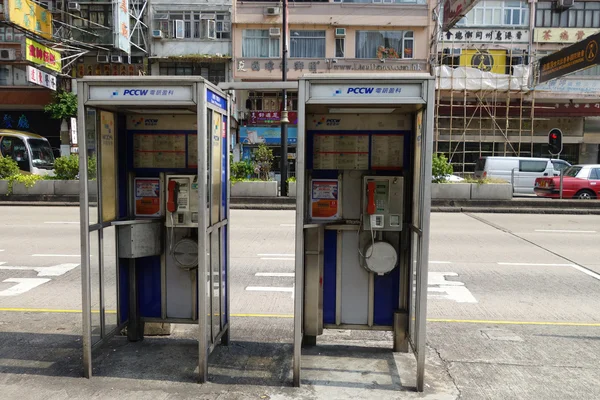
[534,28,600,44]
[460,49,507,74]
[25,38,61,72]
[5,0,53,40]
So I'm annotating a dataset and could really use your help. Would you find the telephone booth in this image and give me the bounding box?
[292,74,434,390]
[77,76,230,382]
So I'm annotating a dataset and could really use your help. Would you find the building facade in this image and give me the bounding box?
[436,0,600,174]
[232,0,433,175]
[0,24,61,150]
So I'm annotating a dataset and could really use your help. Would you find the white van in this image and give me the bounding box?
[474,157,571,194]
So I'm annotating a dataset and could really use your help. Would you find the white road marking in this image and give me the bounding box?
[535,229,596,233]
[430,261,452,264]
[32,254,80,257]
[0,278,51,296]
[427,272,477,303]
[498,262,575,267]
[498,262,600,281]
[260,257,295,261]
[428,286,478,303]
[246,286,294,293]
[0,263,79,277]
[568,264,600,281]
[255,272,295,277]
[257,253,294,257]
[44,222,79,225]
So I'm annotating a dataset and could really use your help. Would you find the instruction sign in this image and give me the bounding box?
[310,180,340,220]
[134,178,162,217]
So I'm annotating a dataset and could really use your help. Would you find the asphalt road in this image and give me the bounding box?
[0,207,599,399]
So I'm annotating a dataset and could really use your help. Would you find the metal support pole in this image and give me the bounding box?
[280,0,289,197]
[559,167,564,199]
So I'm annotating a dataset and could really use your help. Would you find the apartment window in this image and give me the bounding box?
[242,29,280,58]
[0,26,25,42]
[536,2,600,28]
[245,92,298,112]
[457,1,529,26]
[154,11,229,39]
[355,31,414,59]
[159,62,226,84]
[335,38,345,58]
[290,30,326,58]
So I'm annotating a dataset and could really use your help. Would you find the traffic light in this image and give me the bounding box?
[548,128,563,155]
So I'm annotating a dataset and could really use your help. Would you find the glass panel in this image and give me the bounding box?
[90,229,101,345]
[100,111,117,223]
[211,229,221,341]
[206,112,212,223]
[86,108,99,226]
[211,111,222,225]
[412,111,423,229]
[206,232,213,344]
[103,226,118,335]
[408,230,419,348]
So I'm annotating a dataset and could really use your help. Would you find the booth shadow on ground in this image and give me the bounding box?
[0,330,419,393]
[0,331,82,378]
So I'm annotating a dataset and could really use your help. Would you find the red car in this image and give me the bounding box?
[534,164,600,199]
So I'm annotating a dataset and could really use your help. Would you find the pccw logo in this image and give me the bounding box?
[144,119,158,126]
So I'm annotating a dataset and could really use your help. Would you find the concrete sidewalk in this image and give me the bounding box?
[0,314,457,400]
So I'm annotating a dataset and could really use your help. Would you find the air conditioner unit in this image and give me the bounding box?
[557,0,574,9]
[97,55,109,63]
[0,49,16,61]
[68,2,80,12]
[335,28,346,38]
[111,55,123,63]
[269,27,281,37]
[152,29,164,39]
[266,6,280,15]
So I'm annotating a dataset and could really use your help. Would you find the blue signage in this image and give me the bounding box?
[239,126,297,145]
[207,89,227,111]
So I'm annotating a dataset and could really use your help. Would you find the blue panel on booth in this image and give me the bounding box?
[137,256,162,318]
[323,230,337,324]
[373,265,400,326]
[119,260,129,324]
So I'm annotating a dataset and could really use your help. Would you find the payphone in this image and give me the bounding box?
[166,175,199,271]
[362,176,404,232]
[358,176,403,275]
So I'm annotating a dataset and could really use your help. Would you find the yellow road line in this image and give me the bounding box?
[0,307,116,314]
[231,313,294,318]
[1,308,599,327]
[427,318,600,327]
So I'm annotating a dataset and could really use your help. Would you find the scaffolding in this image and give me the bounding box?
[433,28,539,175]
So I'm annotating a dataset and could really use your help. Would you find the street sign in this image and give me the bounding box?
[548,128,563,155]
[26,66,57,91]
[537,32,600,84]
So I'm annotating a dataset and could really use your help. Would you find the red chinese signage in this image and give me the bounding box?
[250,111,298,125]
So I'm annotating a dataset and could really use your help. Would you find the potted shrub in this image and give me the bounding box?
[430,153,470,200]
[230,145,278,197]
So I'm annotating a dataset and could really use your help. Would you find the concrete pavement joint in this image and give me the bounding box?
[465,213,600,283]
[428,343,462,400]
